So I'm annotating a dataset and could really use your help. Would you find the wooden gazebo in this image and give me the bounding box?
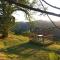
[30,27,53,45]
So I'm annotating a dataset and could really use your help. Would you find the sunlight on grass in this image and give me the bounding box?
[0,34,29,49]
[0,52,9,60]
[0,34,60,60]
[47,44,60,50]
[49,52,58,60]
[0,41,5,48]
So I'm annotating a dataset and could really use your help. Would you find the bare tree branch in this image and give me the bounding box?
[5,0,60,17]
[39,0,60,29]
[42,0,60,10]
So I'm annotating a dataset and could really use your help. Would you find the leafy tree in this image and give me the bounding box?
[0,0,35,38]
[0,0,15,38]
[0,0,47,38]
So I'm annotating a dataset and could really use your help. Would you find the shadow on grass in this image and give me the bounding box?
[0,42,60,59]
[5,42,42,54]
[2,42,57,60]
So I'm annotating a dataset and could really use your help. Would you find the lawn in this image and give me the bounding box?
[0,34,60,60]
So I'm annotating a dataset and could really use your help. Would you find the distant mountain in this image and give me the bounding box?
[11,20,60,38]
[32,20,54,28]
[54,21,60,27]
[11,22,30,34]
[14,20,60,29]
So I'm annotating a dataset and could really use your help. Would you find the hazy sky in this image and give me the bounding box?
[12,0,60,22]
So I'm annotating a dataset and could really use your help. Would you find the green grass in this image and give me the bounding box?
[0,34,29,49]
[0,34,60,60]
[0,42,59,60]
[49,52,58,60]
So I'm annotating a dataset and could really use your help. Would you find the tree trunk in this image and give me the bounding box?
[2,31,8,38]
[0,28,8,39]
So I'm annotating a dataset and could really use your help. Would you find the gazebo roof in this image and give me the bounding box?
[37,35,43,37]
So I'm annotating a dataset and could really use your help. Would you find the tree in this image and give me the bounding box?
[6,0,60,17]
[0,0,35,38]
[0,0,51,38]
[0,0,16,38]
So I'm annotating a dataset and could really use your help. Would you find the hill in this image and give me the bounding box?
[11,20,60,38]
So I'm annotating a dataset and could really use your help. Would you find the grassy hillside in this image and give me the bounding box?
[0,34,60,60]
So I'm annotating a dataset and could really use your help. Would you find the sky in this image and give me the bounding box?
[13,11,28,22]
[12,0,60,22]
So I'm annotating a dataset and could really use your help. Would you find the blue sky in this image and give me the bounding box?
[12,0,60,22]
